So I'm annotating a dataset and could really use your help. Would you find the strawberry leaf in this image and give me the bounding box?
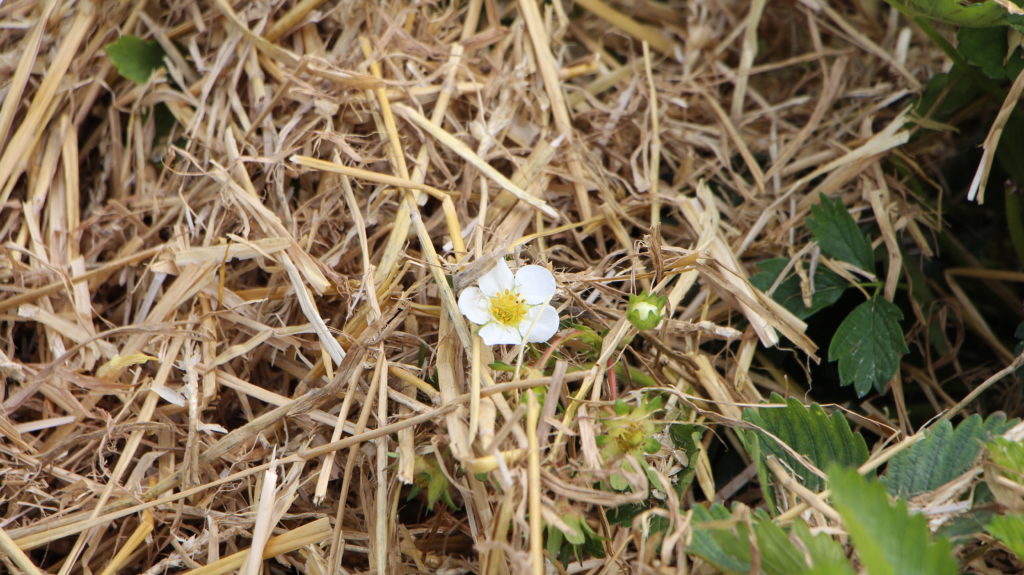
[830,467,958,575]
[104,35,165,84]
[829,297,908,397]
[806,194,875,274]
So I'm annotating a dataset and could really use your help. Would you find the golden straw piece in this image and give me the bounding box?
[183,518,331,575]
[392,103,560,220]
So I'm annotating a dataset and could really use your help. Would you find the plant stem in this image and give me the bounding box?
[607,356,618,401]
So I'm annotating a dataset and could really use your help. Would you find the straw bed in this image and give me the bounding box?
[0,0,966,573]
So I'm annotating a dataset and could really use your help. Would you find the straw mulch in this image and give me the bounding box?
[0,0,951,573]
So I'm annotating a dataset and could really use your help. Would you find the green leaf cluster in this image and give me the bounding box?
[800,194,909,396]
[688,468,963,575]
[103,35,180,157]
[915,24,1024,124]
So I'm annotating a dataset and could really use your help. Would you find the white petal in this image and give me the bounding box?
[478,259,514,296]
[479,322,523,346]
[519,305,559,343]
[458,287,492,325]
[514,265,556,304]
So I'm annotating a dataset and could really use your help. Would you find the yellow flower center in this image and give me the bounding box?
[489,289,528,326]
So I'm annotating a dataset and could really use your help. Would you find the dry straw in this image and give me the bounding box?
[0,0,960,573]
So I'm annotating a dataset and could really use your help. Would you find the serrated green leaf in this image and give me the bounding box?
[742,394,869,492]
[830,467,958,575]
[883,414,1013,497]
[806,193,875,274]
[988,514,1024,557]
[828,297,908,397]
[886,0,1013,27]
[750,258,848,320]
[104,35,166,84]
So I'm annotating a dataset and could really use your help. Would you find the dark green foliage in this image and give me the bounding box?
[828,296,908,397]
[957,27,1024,80]
[750,258,847,320]
[807,193,875,274]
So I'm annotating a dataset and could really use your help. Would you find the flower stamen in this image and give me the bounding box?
[489,289,528,326]
[457,260,559,346]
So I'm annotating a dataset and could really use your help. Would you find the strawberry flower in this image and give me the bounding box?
[457,259,559,346]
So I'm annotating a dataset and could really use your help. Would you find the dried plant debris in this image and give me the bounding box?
[0,0,1021,574]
